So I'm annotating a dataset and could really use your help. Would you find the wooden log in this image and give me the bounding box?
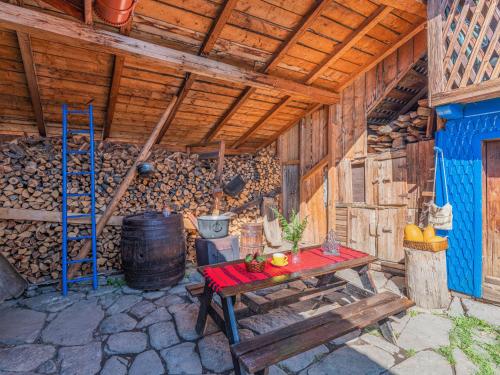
[68,96,178,279]
[405,247,450,309]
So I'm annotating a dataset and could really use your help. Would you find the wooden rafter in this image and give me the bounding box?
[304,5,393,84]
[84,0,92,25]
[200,0,238,56]
[232,96,293,148]
[0,3,341,104]
[39,0,83,20]
[17,32,46,136]
[338,21,427,91]
[156,0,238,144]
[375,0,427,18]
[102,23,133,139]
[207,0,331,146]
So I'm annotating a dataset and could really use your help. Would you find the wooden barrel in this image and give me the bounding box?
[121,212,186,290]
[240,223,263,258]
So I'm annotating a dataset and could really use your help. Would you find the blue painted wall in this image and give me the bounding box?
[435,98,500,297]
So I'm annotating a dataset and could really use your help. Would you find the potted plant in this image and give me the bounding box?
[273,209,308,264]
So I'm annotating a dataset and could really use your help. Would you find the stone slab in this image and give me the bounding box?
[279,345,329,372]
[0,308,46,345]
[161,342,202,375]
[149,321,180,350]
[397,313,452,351]
[100,313,137,334]
[137,307,172,328]
[388,350,452,375]
[58,342,102,375]
[106,332,148,354]
[107,295,142,315]
[447,297,465,318]
[129,350,164,375]
[453,348,477,375]
[100,356,128,375]
[462,299,500,326]
[129,300,156,319]
[42,301,104,346]
[172,303,218,341]
[0,344,55,372]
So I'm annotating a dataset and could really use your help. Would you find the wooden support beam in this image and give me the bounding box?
[201,0,331,143]
[259,103,323,150]
[103,55,125,139]
[0,3,339,104]
[17,32,46,137]
[67,96,178,280]
[427,0,444,106]
[156,73,195,144]
[39,0,83,20]
[338,21,426,91]
[304,6,393,84]
[84,0,92,25]
[212,140,226,214]
[232,96,293,149]
[200,0,238,56]
[301,155,328,181]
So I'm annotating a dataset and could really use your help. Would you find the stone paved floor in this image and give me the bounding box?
[0,266,498,375]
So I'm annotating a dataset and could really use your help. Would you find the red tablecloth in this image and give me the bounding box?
[202,246,368,292]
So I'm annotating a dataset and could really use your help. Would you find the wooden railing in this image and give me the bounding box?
[428,0,500,106]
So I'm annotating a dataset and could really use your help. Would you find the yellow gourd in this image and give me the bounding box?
[423,226,436,242]
[404,224,424,242]
[427,235,446,243]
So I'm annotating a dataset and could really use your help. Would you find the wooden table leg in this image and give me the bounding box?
[221,296,242,375]
[196,282,214,335]
[357,266,398,345]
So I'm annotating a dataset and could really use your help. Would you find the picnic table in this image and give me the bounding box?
[191,245,413,375]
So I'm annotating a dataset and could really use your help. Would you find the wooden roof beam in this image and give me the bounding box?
[304,5,393,84]
[200,0,238,56]
[203,0,331,144]
[232,96,293,148]
[0,3,339,104]
[157,0,238,144]
[17,32,46,136]
[39,0,83,20]
[375,0,427,18]
[103,24,133,139]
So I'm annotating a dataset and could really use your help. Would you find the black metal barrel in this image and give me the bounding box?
[120,212,186,290]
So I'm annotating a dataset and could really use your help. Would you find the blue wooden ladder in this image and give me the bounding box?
[61,104,98,296]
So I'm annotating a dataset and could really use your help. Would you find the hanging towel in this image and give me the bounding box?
[428,147,453,230]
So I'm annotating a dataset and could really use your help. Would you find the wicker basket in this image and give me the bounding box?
[245,260,266,273]
[403,239,448,252]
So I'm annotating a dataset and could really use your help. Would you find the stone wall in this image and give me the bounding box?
[0,136,281,284]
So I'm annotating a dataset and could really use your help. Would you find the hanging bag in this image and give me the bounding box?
[428,147,453,230]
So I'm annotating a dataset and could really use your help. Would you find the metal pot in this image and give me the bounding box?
[197,215,230,239]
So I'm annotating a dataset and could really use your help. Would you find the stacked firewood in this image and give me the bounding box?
[368,100,432,153]
[0,136,281,283]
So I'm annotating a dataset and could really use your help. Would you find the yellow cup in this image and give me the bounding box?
[272,252,288,266]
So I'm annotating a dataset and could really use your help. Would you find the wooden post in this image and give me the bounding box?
[427,0,445,107]
[405,247,450,309]
[67,96,178,279]
[212,140,225,215]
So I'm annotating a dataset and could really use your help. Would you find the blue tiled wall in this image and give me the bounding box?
[435,98,500,297]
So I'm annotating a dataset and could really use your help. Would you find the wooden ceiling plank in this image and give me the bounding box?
[259,103,323,149]
[232,95,293,148]
[305,6,393,84]
[158,0,239,144]
[0,3,339,104]
[374,0,426,18]
[338,21,426,91]
[200,0,238,56]
[16,32,46,136]
[203,0,331,144]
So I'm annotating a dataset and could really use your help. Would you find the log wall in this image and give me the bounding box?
[0,135,281,284]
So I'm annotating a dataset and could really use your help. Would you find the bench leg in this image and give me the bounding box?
[221,296,242,375]
[358,266,398,345]
[196,282,214,335]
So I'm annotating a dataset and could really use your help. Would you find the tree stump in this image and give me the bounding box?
[405,247,450,309]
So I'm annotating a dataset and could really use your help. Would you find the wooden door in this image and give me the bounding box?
[377,207,406,263]
[377,156,408,206]
[483,141,500,301]
[349,207,377,256]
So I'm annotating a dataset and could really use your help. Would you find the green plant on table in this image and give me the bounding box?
[273,208,308,254]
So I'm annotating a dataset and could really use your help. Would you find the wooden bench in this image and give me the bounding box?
[231,291,414,375]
